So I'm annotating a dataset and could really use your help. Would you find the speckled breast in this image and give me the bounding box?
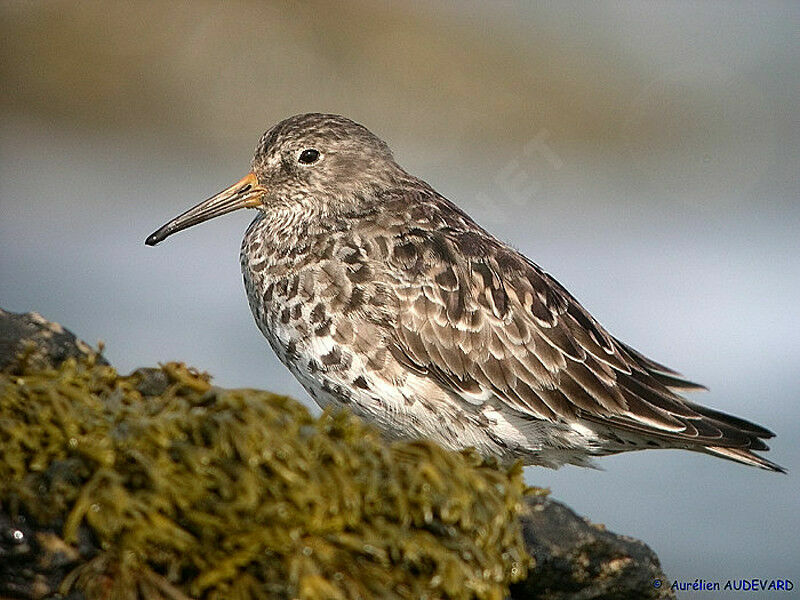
[238,213,399,415]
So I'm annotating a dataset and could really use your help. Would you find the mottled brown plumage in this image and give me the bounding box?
[147,113,784,472]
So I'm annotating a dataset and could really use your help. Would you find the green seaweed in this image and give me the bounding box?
[0,357,530,600]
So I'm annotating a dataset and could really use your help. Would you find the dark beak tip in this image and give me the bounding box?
[145,230,164,246]
[144,171,261,248]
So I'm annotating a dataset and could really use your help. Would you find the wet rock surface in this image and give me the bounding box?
[0,309,673,600]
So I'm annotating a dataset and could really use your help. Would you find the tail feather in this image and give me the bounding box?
[583,398,786,472]
[702,446,787,474]
[596,343,786,472]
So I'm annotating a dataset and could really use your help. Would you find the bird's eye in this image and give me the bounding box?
[298,149,320,164]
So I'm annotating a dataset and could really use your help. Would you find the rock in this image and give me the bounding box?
[0,511,85,600]
[0,309,107,372]
[510,495,673,599]
[0,308,674,600]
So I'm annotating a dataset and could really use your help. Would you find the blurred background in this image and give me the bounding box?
[1,2,797,596]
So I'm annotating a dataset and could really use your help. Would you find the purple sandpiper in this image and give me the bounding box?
[146,113,784,472]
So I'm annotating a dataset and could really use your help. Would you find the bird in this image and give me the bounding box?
[146,113,784,473]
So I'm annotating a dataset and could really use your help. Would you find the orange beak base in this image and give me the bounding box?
[146,172,265,246]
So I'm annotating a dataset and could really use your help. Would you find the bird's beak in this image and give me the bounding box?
[145,172,266,246]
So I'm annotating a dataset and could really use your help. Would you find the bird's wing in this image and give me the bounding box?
[378,196,774,451]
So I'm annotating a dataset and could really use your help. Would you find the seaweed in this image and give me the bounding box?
[0,356,530,600]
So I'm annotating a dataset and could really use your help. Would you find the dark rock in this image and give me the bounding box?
[131,367,171,396]
[511,495,674,599]
[0,308,107,372]
[0,512,86,600]
[0,512,39,598]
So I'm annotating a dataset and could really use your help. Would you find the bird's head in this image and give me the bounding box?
[146,113,403,246]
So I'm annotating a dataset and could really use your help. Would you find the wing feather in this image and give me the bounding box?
[371,189,779,465]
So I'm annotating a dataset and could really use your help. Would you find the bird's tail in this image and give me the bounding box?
[701,446,787,473]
